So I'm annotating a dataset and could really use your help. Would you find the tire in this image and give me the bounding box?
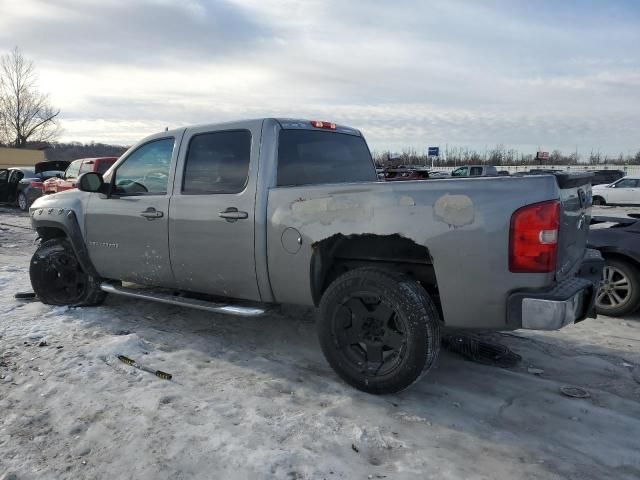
[592,196,606,206]
[318,268,441,394]
[17,192,28,211]
[30,238,106,306]
[595,257,640,317]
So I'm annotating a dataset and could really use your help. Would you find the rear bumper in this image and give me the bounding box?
[507,249,604,331]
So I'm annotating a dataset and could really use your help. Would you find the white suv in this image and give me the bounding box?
[592,176,640,205]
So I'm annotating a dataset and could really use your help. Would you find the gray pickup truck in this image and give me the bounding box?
[28,118,602,393]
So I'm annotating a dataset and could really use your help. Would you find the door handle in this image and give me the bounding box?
[219,207,248,222]
[140,207,164,220]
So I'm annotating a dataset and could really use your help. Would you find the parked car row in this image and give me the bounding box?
[0,157,118,210]
[513,169,625,185]
[43,157,117,194]
[0,161,69,210]
[378,166,639,205]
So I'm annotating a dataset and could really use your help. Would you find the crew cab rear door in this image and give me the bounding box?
[168,120,262,301]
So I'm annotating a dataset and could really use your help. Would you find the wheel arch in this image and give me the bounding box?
[310,233,440,312]
[32,209,99,277]
[599,248,640,269]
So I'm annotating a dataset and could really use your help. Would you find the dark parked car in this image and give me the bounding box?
[0,161,69,210]
[590,169,625,186]
[383,167,430,181]
[512,169,564,177]
[589,215,640,316]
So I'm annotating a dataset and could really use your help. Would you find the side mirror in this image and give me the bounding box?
[78,172,106,193]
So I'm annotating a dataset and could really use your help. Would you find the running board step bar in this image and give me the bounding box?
[100,283,266,317]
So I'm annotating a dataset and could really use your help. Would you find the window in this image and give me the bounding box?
[113,138,174,195]
[277,130,376,187]
[614,179,639,188]
[9,170,26,184]
[182,130,251,194]
[452,167,468,177]
[0,170,7,182]
[65,160,82,179]
[79,160,94,175]
[470,167,483,176]
[96,159,116,174]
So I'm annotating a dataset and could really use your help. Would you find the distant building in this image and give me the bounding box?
[0,147,45,169]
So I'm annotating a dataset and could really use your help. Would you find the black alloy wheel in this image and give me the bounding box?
[30,238,106,306]
[332,294,409,377]
[319,268,440,394]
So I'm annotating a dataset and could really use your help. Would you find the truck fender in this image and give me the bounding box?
[31,207,99,277]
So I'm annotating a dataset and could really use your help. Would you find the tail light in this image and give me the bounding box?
[30,181,44,189]
[310,120,336,130]
[509,200,560,273]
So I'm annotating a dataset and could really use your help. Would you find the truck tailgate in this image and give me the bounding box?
[554,173,593,280]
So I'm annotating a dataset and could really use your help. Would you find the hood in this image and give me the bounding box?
[34,160,70,174]
[30,186,89,211]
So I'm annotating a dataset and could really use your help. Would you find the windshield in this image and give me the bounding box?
[38,170,66,179]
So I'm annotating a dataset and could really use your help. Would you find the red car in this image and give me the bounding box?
[43,157,118,194]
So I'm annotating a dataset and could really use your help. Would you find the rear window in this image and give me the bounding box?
[277,130,376,187]
[96,159,116,174]
[39,171,65,179]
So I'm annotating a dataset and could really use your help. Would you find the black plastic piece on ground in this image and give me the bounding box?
[14,291,36,299]
[442,334,522,368]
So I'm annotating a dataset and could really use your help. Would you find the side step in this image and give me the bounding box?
[100,283,266,317]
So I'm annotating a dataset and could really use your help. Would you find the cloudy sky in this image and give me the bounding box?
[1,0,639,156]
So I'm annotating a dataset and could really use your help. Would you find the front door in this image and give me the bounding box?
[620,179,640,204]
[84,135,181,287]
[169,121,262,301]
[609,178,638,204]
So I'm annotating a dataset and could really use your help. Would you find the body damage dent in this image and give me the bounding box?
[433,194,475,228]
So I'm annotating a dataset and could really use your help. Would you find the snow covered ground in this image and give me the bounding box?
[1,205,640,480]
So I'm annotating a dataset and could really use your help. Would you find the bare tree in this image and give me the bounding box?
[0,47,60,148]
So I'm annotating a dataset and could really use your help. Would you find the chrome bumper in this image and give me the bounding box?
[507,249,604,331]
[521,291,585,330]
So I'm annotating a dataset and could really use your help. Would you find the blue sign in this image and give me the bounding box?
[428,147,439,157]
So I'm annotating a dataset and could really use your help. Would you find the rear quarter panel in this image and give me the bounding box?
[267,175,560,329]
